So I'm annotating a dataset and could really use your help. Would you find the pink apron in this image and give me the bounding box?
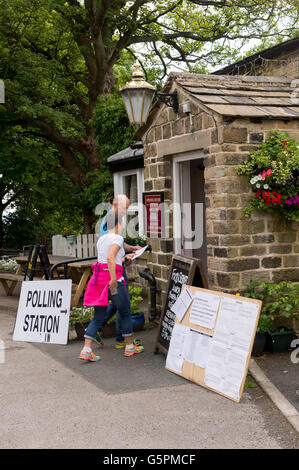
[83,263,124,307]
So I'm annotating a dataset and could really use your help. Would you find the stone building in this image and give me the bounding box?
[214,37,299,79]
[108,72,299,314]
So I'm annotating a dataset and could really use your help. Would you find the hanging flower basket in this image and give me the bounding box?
[237,131,299,221]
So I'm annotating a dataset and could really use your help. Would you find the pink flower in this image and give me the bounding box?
[261,171,267,179]
[266,169,272,176]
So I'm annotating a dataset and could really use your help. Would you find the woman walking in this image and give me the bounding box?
[79,211,144,361]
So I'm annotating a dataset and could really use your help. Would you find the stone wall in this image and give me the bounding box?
[205,117,299,292]
[129,88,299,312]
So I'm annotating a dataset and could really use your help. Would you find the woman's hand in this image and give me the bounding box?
[123,253,135,266]
[132,245,142,251]
[109,279,117,293]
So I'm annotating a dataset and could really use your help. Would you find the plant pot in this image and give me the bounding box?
[66,235,76,244]
[102,322,117,338]
[267,329,295,353]
[252,332,266,356]
[74,321,90,340]
[132,312,145,332]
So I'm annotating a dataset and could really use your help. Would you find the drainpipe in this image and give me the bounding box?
[139,268,159,322]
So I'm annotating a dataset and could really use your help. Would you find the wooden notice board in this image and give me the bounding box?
[165,285,262,402]
[154,255,208,355]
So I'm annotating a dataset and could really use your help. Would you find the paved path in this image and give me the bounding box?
[1,310,299,449]
[255,352,299,412]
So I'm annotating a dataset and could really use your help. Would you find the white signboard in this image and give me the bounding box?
[13,280,72,345]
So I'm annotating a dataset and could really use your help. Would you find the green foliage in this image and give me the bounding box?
[83,169,114,211]
[128,285,143,316]
[91,93,137,162]
[0,258,18,272]
[69,307,94,325]
[236,131,299,221]
[244,280,299,324]
[124,235,147,247]
[256,314,275,334]
[0,109,84,248]
[245,380,258,389]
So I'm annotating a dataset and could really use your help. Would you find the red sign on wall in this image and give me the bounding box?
[143,192,164,237]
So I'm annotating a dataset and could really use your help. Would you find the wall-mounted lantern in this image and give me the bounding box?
[120,61,178,125]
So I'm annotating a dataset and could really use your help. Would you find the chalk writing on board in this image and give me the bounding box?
[155,255,207,354]
[160,267,188,344]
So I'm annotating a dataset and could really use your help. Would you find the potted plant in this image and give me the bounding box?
[102,310,117,338]
[128,285,145,331]
[0,258,18,273]
[252,314,274,356]
[244,280,298,353]
[61,226,78,244]
[124,235,147,247]
[69,306,94,340]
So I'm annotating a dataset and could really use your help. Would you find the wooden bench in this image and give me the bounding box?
[0,272,35,296]
[0,270,78,298]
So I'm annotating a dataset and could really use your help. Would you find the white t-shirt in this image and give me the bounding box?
[97,233,125,267]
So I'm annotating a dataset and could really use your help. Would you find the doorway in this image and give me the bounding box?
[173,154,207,277]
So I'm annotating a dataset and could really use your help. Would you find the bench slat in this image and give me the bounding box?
[0,273,39,282]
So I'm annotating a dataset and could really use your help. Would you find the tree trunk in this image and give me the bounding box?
[83,209,97,234]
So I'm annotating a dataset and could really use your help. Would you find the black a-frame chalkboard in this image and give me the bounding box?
[154,255,208,355]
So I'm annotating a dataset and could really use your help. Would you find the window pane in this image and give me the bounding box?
[124,174,138,204]
[125,212,139,239]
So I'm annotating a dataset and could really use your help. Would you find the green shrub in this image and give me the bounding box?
[69,307,94,325]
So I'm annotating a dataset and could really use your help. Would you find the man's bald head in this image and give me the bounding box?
[113,194,130,215]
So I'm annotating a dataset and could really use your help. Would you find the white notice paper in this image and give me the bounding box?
[204,297,259,400]
[132,245,148,260]
[184,329,213,369]
[213,297,259,352]
[170,287,193,322]
[166,323,189,374]
[189,291,220,329]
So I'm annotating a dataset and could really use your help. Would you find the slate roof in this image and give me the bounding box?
[176,74,299,119]
[134,73,299,141]
[107,143,144,164]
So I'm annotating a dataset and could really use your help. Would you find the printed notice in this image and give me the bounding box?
[189,291,220,329]
[213,297,259,352]
[166,323,189,373]
[184,329,213,369]
[170,287,193,322]
[204,297,259,400]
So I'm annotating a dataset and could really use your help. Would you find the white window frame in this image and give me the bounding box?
[113,168,145,236]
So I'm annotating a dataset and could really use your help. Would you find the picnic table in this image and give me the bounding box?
[0,255,95,307]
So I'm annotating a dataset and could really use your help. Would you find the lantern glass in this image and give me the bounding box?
[121,88,155,125]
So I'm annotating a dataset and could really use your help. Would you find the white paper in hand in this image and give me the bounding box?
[170,287,193,322]
[132,245,148,260]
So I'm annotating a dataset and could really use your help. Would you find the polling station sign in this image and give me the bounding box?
[13,280,72,345]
